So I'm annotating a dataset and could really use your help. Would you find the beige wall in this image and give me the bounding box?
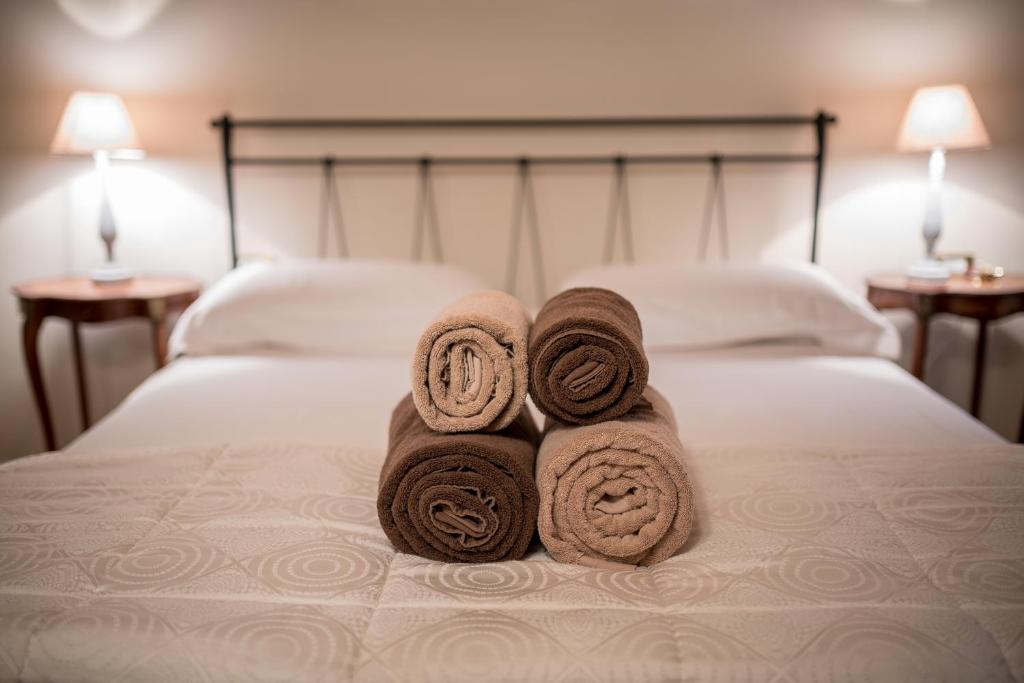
[1,0,1022,460]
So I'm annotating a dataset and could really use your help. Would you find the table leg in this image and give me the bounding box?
[1018,398,1023,444]
[911,313,930,380]
[70,321,91,429]
[20,303,56,451]
[970,319,989,418]
[150,315,168,369]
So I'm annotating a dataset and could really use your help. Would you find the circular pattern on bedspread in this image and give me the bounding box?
[931,556,1024,604]
[0,535,61,576]
[198,608,355,682]
[34,601,173,672]
[292,494,378,526]
[170,488,271,522]
[377,611,563,683]
[883,490,988,534]
[421,561,555,600]
[95,535,225,590]
[756,546,902,602]
[721,491,842,535]
[799,616,967,682]
[249,539,386,596]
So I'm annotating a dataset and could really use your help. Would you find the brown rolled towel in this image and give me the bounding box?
[378,393,540,563]
[529,287,649,425]
[412,290,531,433]
[536,387,694,568]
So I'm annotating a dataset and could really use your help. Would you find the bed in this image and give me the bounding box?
[1,257,1020,682]
[2,115,1021,682]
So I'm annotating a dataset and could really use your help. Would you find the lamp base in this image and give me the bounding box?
[907,259,950,281]
[90,264,134,283]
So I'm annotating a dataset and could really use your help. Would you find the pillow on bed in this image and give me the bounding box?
[169,259,488,358]
[559,262,900,358]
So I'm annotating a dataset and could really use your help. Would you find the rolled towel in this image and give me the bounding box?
[378,393,540,563]
[529,287,649,425]
[412,290,531,433]
[536,387,694,568]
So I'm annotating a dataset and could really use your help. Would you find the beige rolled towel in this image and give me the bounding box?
[536,387,695,568]
[412,290,531,433]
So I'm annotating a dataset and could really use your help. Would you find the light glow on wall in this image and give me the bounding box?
[56,0,171,39]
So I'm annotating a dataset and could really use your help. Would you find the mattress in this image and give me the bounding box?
[3,347,1020,682]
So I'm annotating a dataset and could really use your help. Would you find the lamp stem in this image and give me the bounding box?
[94,150,116,263]
[922,147,945,260]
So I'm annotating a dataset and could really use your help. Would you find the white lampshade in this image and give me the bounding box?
[898,84,990,152]
[50,91,144,159]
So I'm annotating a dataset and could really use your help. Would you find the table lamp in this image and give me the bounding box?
[898,84,989,280]
[51,91,144,282]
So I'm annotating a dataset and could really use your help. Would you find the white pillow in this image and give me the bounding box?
[559,262,900,358]
[169,259,488,358]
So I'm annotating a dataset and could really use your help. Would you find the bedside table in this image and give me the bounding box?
[866,273,1024,437]
[12,276,201,451]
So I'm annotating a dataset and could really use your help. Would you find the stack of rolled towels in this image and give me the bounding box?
[377,287,695,568]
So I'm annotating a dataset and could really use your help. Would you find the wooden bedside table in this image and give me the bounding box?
[12,276,201,451]
[866,273,1024,437]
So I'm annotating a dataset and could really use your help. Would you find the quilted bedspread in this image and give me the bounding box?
[1,441,1022,682]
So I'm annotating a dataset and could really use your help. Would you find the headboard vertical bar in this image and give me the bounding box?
[216,114,239,268]
[317,158,331,258]
[810,110,829,264]
[505,159,527,294]
[619,159,635,263]
[522,160,547,300]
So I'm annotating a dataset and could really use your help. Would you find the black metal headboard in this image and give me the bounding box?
[210,112,837,274]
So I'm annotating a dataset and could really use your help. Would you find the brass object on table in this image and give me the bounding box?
[971,264,1005,285]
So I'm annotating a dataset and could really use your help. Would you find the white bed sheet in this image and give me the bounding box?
[70,345,1000,454]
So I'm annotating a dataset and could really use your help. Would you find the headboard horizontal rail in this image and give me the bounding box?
[231,153,819,167]
[212,114,837,130]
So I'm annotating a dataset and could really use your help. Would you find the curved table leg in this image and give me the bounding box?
[970,319,988,418]
[70,321,91,429]
[1019,397,1023,444]
[911,313,931,380]
[147,299,169,369]
[21,302,56,451]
